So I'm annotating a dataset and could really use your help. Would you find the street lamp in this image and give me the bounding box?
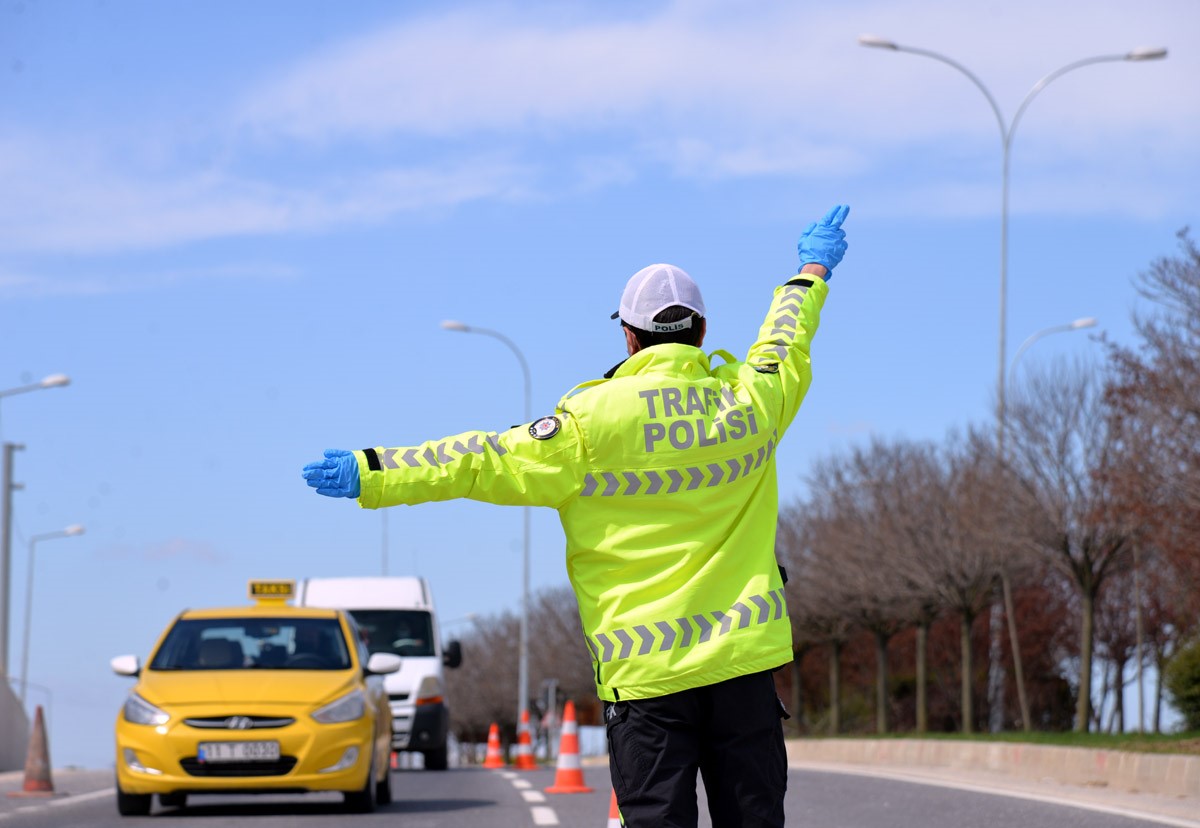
[441,320,533,728]
[859,34,1165,733]
[1009,317,1098,388]
[19,524,84,703]
[856,36,1164,443]
[0,374,70,439]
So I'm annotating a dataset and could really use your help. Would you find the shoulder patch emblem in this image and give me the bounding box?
[529,415,561,440]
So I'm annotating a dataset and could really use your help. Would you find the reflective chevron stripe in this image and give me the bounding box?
[374,431,510,472]
[754,283,809,369]
[580,432,778,496]
[587,588,788,663]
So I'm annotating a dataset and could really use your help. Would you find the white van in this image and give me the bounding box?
[295,577,462,770]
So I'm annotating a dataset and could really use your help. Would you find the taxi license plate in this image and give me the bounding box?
[197,741,280,763]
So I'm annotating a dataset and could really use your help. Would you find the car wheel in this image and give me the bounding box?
[158,792,187,809]
[343,753,377,813]
[116,784,152,816]
[423,746,448,770]
[376,758,393,805]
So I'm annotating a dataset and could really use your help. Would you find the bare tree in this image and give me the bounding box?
[905,431,1014,733]
[779,502,853,734]
[1006,358,1136,731]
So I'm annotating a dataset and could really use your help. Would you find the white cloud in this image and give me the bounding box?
[0,131,534,253]
[0,261,299,300]
[0,0,1194,257]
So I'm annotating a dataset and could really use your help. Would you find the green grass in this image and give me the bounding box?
[805,729,1200,755]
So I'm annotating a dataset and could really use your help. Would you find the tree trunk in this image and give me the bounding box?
[1075,588,1095,732]
[1108,652,1118,734]
[916,619,928,734]
[1154,651,1165,733]
[874,629,890,734]
[961,609,975,734]
[829,641,842,736]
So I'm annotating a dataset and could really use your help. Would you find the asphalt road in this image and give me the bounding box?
[0,764,1194,827]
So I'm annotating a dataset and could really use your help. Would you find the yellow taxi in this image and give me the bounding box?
[111,580,400,816]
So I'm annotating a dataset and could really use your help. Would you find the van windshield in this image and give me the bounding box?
[348,610,435,658]
[149,617,352,671]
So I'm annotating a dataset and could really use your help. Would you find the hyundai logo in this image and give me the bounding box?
[226,716,254,730]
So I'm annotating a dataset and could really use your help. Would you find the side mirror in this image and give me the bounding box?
[111,654,141,677]
[443,639,462,669]
[366,652,402,675]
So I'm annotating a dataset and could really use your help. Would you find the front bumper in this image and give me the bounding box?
[115,716,376,795]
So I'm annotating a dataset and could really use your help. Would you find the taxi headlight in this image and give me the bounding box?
[312,689,366,724]
[123,693,170,726]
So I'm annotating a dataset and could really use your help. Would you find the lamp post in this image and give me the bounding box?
[441,320,532,728]
[1003,317,1098,728]
[859,34,1165,733]
[19,524,84,703]
[0,374,70,682]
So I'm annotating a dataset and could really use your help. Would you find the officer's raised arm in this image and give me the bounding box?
[745,204,849,431]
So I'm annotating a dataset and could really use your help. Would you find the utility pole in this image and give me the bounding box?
[1,443,26,681]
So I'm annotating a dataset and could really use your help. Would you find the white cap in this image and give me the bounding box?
[611,264,706,333]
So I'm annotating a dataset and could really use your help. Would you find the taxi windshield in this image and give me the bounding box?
[149,617,352,671]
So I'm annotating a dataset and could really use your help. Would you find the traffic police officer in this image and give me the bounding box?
[302,204,850,827]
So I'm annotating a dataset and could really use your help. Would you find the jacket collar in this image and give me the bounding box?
[608,344,711,380]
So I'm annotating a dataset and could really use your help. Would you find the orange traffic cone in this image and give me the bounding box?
[7,705,62,799]
[545,700,593,793]
[513,709,537,770]
[606,788,622,826]
[482,722,505,768]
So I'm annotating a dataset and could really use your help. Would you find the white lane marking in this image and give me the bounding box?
[500,771,518,779]
[512,778,532,789]
[522,790,546,802]
[794,763,1200,828]
[0,788,115,821]
[531,805,560,825]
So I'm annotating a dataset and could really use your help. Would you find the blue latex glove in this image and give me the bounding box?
[797,204,850,279]
[302,449,361,498]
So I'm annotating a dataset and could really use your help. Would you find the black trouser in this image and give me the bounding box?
[605,669,788,828]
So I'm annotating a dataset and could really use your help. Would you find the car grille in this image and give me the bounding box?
[387,693,410,703]
[180,757,298,777]
[183,716,295,730]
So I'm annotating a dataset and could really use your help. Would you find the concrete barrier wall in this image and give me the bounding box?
[787,738,1200,799]
[0,684,29,772]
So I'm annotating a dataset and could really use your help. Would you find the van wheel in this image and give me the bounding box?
[423,747,448,770]
[116,785,152,816]
[343,754,377,813]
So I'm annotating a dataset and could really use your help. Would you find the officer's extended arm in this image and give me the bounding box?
[744,204,849,429]
[302,416,587,510]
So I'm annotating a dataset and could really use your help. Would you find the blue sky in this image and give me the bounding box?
[1,0,1196,768]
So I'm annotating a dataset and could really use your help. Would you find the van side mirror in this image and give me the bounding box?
[443,639,462,669]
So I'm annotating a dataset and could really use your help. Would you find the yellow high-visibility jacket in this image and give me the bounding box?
[355,276,828,701]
